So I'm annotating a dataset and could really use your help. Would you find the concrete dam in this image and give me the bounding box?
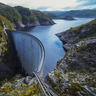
[7,30,45,77]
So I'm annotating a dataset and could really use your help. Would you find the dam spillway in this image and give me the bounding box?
[6,30,45,77]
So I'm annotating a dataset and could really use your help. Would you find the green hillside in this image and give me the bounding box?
[0,3,22,23]
[0,2,53,25]
[0,15,14,42]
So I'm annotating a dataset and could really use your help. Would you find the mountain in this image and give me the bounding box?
[45,13,61,19]
[44,10,96,18]
[60,10,96,18]
[43,11,65,15]
[0,2,54,28]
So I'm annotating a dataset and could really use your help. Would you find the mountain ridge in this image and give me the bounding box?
[44,9,96,18]
[0,2,55,29]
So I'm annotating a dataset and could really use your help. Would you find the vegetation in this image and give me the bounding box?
[75,42,87,52]
[69,82,82,94]
[0,14,13,43]
[0,3,22,23]
[64,68,68,73]
[54,71,62,76]
[0,15,16,81]
[0,15,14,29]
[0,2,52,24]
[32,10,52,22]
[59,10,96,18]
[46,13,60,19]
[68,19,96,32]
[0,77,43,96]
[0,15,14,58]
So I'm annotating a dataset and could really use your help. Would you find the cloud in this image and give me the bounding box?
[76,0,96,6]
[35,6,51,11]
[0,0,78,11]
[0,0,96,11]
[74,0,96,10]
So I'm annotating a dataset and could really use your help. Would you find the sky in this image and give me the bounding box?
[0,0,96,11]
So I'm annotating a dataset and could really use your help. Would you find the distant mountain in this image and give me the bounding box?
[63,15,75,20]
[60,10,96,18]
[45,13,61,19]
[0,2,54,28]
[44,10,96,18]
[43,11,65,15]
[44,12,76,20]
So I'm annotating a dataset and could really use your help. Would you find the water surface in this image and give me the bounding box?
[28,18,94,77]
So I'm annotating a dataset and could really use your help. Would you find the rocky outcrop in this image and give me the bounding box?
[40,20,55,25]
[56,19,96,51]
[14,20,55,29]
[0,62,13,80]
[0,74,43,95]
[46,19,96,96]
[63,15,75,20]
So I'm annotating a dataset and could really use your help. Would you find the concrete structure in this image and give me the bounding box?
[6,30,45,77]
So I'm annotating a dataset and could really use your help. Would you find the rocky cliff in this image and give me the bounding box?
[47,19,96,96]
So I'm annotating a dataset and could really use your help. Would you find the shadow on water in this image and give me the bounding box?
[16,26,35,32]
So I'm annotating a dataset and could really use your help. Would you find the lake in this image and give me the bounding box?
[28,18,94,77]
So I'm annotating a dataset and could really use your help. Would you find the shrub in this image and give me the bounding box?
[64,69,68,74]
[76,42,87,52]
[69,82,82,94]
[54,71,62,77]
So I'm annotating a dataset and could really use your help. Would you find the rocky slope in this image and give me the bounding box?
[0,74,43,96]
[47,19,96,96]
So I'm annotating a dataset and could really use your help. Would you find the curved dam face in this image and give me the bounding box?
[6,30,45,77]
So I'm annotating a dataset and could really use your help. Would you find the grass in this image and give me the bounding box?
[67,19,96,32]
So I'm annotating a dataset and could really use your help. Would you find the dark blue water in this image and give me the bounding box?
[28,18,94,77]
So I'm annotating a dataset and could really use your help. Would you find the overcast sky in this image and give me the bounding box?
[0,0,96,11]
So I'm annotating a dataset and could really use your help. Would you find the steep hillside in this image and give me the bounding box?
[0,15,16,81]
[0,15,14,42]
[47,19,96,96]
[0,3,22,23]
[0,2,54,28]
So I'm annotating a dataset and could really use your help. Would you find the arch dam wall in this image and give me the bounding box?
[6,30,45,77]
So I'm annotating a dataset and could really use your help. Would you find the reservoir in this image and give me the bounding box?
[27,18,94,77]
